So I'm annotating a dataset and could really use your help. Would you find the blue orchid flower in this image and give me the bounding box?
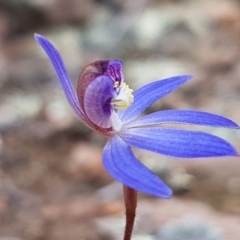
[35,34,239,198]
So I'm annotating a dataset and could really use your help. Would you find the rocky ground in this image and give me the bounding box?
[0,0,240,239]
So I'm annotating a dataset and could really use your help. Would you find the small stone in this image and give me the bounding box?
[0,93,42,130]
[157,217,225,240]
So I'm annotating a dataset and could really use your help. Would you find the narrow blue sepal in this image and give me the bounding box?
[126,110,240,129]
[118,75,193,123]
[102,136,172,198]
[34,33,85,119]
[121,127,239,158]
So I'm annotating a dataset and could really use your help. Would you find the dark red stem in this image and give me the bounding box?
[123,185,138,240]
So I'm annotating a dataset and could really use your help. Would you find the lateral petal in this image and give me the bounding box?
[102,136,172,198]
[120,127,239,158]
[118,75,192,123]
[34,34,85,119]
[125,110,240,129]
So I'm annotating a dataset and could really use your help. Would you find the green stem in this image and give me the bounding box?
[123,185,138,240]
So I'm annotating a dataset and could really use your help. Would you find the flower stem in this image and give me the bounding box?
[123,185,138,240]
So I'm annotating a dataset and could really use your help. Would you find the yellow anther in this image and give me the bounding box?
[111,82,134,110]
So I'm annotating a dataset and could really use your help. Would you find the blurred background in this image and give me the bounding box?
[0,0,240,239]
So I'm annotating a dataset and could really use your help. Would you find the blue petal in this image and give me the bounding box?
[118,75,193,123]
[126,110,240,129]
[34,33,85,120]
[102,136,172,198]
[84,75,114,128]
[120,127,239,158]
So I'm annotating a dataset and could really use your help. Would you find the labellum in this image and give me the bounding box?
[77,60,133,137]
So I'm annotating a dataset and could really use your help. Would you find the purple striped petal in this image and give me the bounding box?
[105,60,124,87]
[118,75,192,123]
[102,136,172,198]
[84,75,115,128]
[126,110,240,129]
[120,127,239,158]
[34,34,85,120]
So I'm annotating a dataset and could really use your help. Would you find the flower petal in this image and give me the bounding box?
[118,75,193,123]
[84,75,115,128]
[34,33,85,119]
[125,110,240,129]
[106,60,124,87]
[120,127,239,158]
[102,136,172,198]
